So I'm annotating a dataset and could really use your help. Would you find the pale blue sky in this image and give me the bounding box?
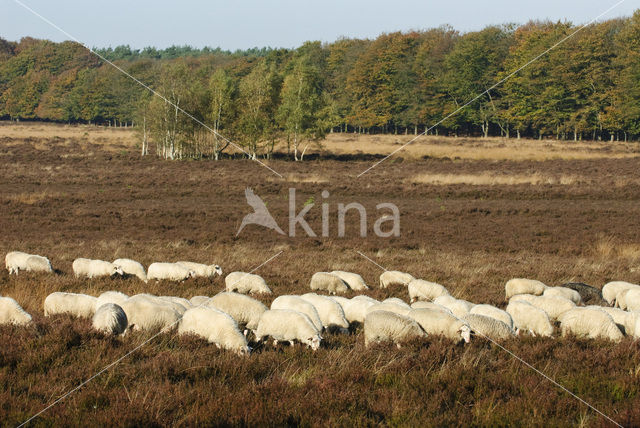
[1,0,637,50]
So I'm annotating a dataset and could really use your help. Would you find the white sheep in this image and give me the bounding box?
[133,293,188,315]
[147,262,195,282]
[512,295,575,321]
[433,295,474,318]
[301,293,350,332]
[505,300,553,337]
[176,261,223,278]
[159,296,193,310]
[469,304,513,329]
[113,258,148,282]
[558,307,624,342]
[330,271,369,290]
[410,301,453,314]
[407,308,471,343]
[366,302,411,317]
[588,306,639,337]
[0,296,32,325]
[364,310,427,347]
[208,292,268,332]
[95,291,129,311]
[120,295,183,332]
[602,281,639,306]
[408,279,449,302]
[379,270,415,288]
[351,295,380,304]
[543,286,582,304]
[44,292,97,318]
[73,258,124,279]
[616,288,640,311]
[382,297,410,307]
[505,278,547,300]
[270,295,324,332]
[255,309,322,350]
[190,295,211,306]
[92,303,128,335]
[462,313,515,341]
[225,272,272,295]
[309,272,349,294]
[5,251,52,274]
[178,306,250,355]
[330,296,375,324]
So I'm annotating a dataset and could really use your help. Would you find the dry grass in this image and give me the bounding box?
[408,172,581,186]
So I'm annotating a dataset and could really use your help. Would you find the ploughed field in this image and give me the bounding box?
[1,123,640,426]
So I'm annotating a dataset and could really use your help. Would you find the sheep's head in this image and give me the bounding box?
[210,265,223,276]
[188,270,197,279]
[306,335,321,351]
[460,325,471,343]
[113,265,124,276]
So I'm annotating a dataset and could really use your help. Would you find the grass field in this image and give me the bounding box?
[1,122,640,426]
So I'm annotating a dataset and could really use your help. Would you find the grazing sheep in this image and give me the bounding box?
[5,251,53,274]
[410,301,453,314]
[433,295,474,318]
[559,308,624,342]
[505,278,547,300]
[73,258,124,279]
[506,300,553,337]
[601,281,639,306]
[382,297,410,307]
[159,296,193,310]
[176,261,223,278]
[513,295,576,321]
[147,262,195,282]
[330,296,375,324]
[588,306,639,337]
[255,309,322,350]
[330,271,369,290]
[301,293,349,332]
[113,258,147,282]
[364,310,427,347]
[379,270,415,288]
[616,288,640,311]
[309,272,349,294]
[470,304,513,329]
[25,255,53,273]
[95,291,129,311]
[225,272,272,295]
[271,295,323,332]
[44,292,97,318]
[351,295,380,304]
[366,302,411,317]
[178,306,249,355]
[462,313,515,341]
[120,296,183,332]
[0,296,32,325]
[408,279,450,302]
[208,292,268,332]
[407,308,471,343]
[190,296,211,307]
[543,287,582,304]
[132,293,188,315]
[561,282,606,306]
[92,303,128,335]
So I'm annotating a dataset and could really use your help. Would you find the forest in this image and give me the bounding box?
[1,11,640,159]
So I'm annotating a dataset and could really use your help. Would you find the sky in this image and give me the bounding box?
[1,0,637,51]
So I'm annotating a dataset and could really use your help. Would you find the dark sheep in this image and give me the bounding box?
[561,283,607,306]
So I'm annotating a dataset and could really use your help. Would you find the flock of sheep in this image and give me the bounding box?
[2,251,640,355]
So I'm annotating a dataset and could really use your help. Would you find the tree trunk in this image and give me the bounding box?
[517,129,521,139]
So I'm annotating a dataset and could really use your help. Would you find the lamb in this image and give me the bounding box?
[255,309,322,350]
[505,278,547,300]
[0,296,32,325]
[190,296,211,306]
[309,272,349,294]
[225,272,272,295]
[558,307,624,342]
[433,295,474,318]
[95,291,129,311]
[511,295,575,321]
[408,279,450,302]
[366,302,411,316]
[271,295,324,332]
[44,292,98,318]
[506,300,553,337]
[329,296,375,324]
[364,310,427,347]
[379,271,415,288]
[470,304,513,329]
[561,282,607,306]
[407,308,471,343]
[301,293,350,332]
[462,313,515,341]
[178,306,250,355]
[330,271,369,290]
[382,297,410,307]
[92,303,128,335]
[120,296,183,332]
[601,281,639,306]
[410,301,453,314]
[543,286,582,304]
[176,261,223,278]
[616,288,640,311]
[73,258,124,279]
[147,262,195,282]
[208,292,268,332]
[113,258,148,282]
[5,251,52,274]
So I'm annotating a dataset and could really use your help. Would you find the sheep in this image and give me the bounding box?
[382,297,410,307]
[25,255,53,273]
[351,295,380,304]
[255,309,322,350]
[176,261,223,278]
[301,293,350,332]
[433,295,474,319]
[407,308,471,343]
[159,296,193,310]
[330,271,369,290]
[470,304,513,329]
[558,308,624,342]
[512,295,576,322]
[462,313,515,341]
[147,262,195,282]
[616,288,640,311]
[132,293,188,315]
[543,287,582,304]
[95,291,129,311]
[190,296,211,307]
[271,295,323,332]
[366,302,411,317]
[329,296,375,324]
[561,282,606,306]
[208,292,268,332]
[505,278,547,300]
[588,306,639,337]
[364,310,427,347]
[408,279,449,302]
[92,303,128,335]
[44,292,97,318]
[410,301,453,314]
[309,272,349,294]
[506,300,553,337]
[601,281,639,306]
[0,296,32,325]
[120,296,183,332]
[379,270,415,288]
[178,306,249,355]
[225,272,272,295]
[73,258,124,279]
[5,251,52,274]
[113,258,147,282]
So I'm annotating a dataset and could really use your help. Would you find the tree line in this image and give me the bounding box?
[1,11,640,160]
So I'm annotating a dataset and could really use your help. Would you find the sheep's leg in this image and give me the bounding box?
[289,341,294,347]
[273,339,278,347]
[243,329,249,337]
[529,329,536,337]
[396,343,402,349]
